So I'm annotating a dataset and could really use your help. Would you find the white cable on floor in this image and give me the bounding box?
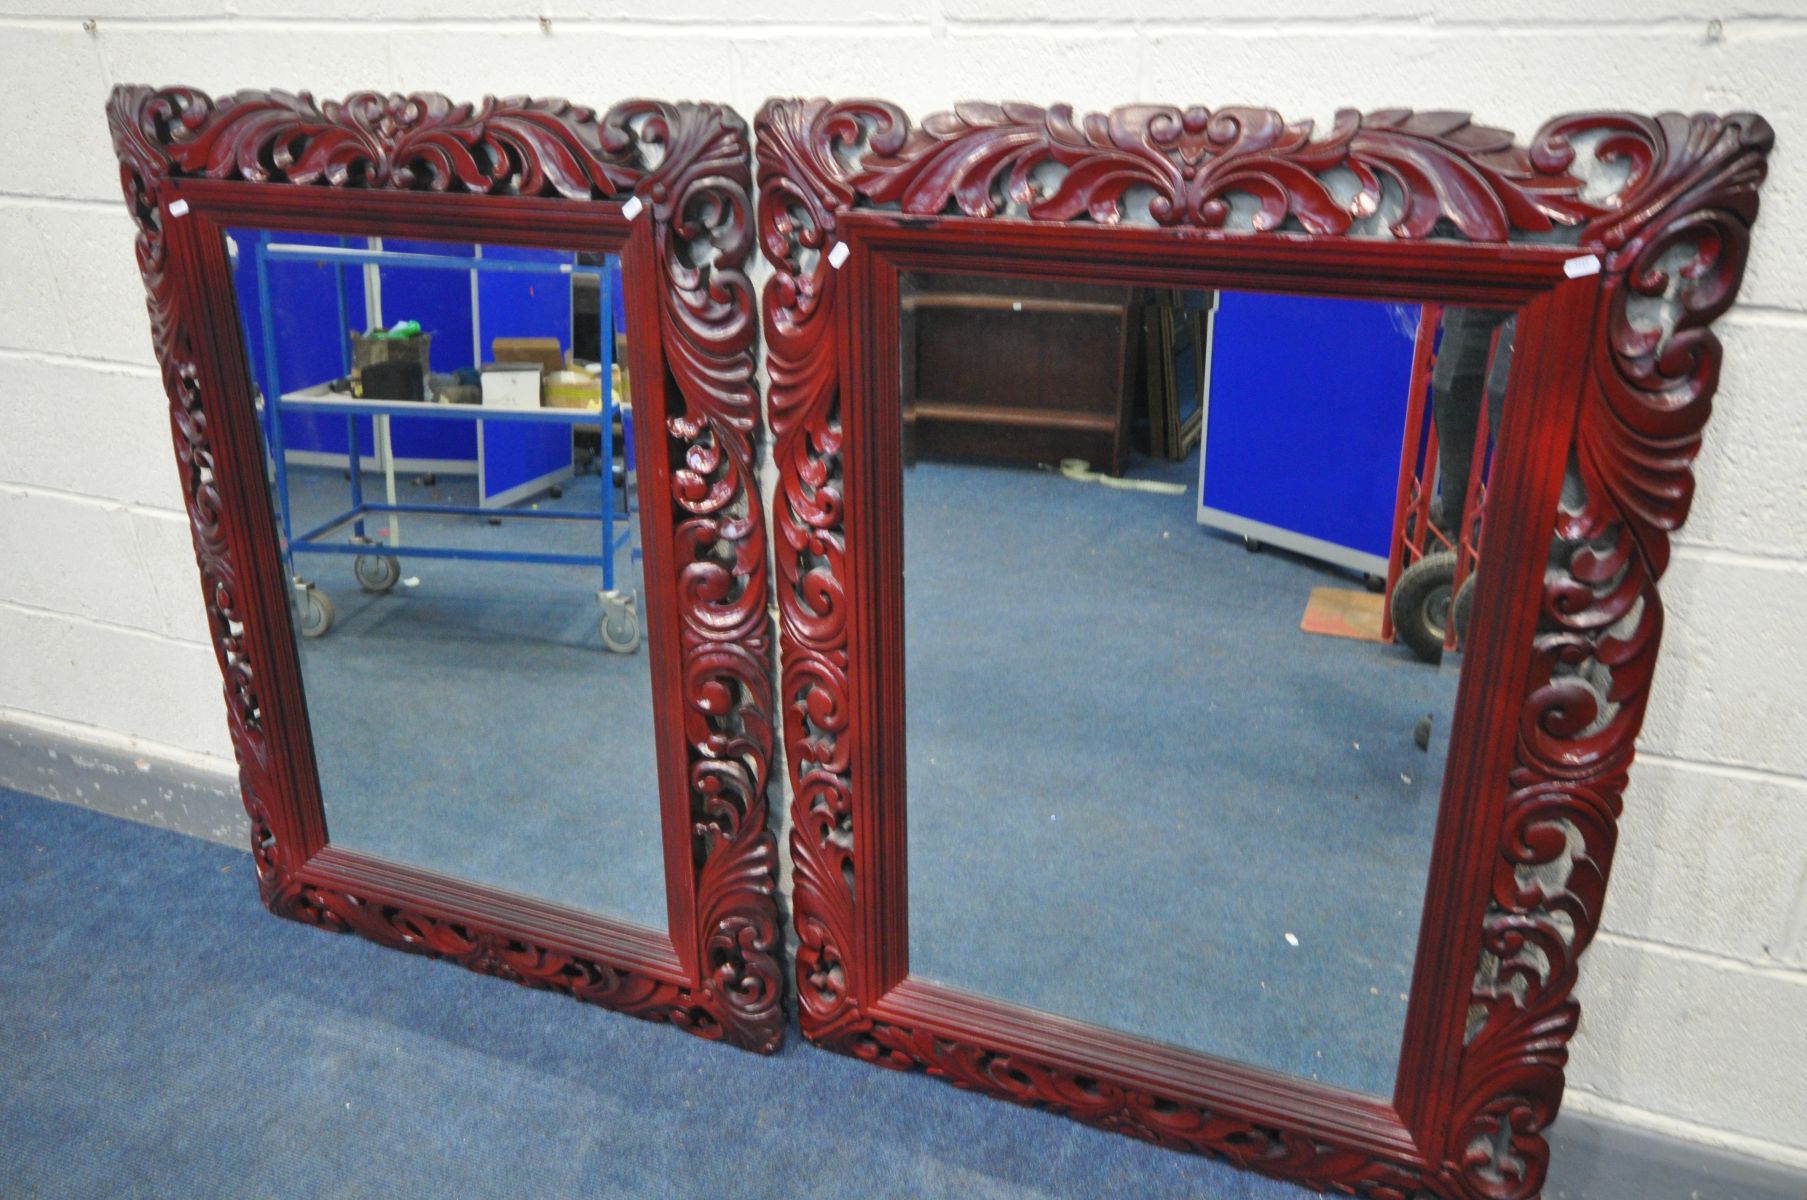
[1054,458,1188,496]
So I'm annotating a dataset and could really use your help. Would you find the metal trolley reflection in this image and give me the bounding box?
[244,236,643,653]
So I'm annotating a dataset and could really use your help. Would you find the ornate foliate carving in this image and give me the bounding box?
[772,98,1608,238]
[1446,110,1772,1200]
[758,95,1773,1196]
[109,85,781,1053]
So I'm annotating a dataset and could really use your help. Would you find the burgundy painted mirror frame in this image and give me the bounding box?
[107,86,782,1053]
[757,98,1772,1193]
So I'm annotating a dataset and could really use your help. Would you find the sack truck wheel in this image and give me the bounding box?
[353,553,401,593]
[1390,551,1457,664]
[297,583,334,639]
[1452,574,1478,651]
[599,589,641,654]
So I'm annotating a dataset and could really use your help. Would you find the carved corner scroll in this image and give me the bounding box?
[757,97,1772,1195]
[1444,111,1773,1199]
[108,87,782,1053]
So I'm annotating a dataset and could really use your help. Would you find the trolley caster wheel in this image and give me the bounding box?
[353,553,402,593]
[548,485,564,500]
[599,590,641,654]
[1452,575,1478,648]
[1391,551,1457,664]
[1243,536,1264,553]
[1363,572,1386,593]
[296,583,334,639]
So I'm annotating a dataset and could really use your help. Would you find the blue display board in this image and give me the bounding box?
[228,232,581,479]
[1198,291,1420,573]
[230,229,470,464]
[476,243,575,356]
[472,245,578,506]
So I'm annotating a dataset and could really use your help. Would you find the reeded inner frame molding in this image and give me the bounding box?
[107,87,782,1052]
[757,99,1772,1195]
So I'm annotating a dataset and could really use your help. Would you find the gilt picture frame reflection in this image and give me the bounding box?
[758,97,1772,1195]
[108,87,781,1052]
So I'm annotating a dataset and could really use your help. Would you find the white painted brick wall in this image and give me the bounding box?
[0,0,1801,1170]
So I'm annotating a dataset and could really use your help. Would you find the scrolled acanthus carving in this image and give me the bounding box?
[108,85,782,1053]
[1446,110,1772,1200]
[759,94,1773,1198]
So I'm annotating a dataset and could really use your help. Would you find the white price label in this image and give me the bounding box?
[1563,254,1602,279]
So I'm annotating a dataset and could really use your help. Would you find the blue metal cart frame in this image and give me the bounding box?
[246,235,642,651]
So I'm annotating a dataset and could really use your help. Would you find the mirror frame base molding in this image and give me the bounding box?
[108,86,783,1053]
[757,98,1773,1193]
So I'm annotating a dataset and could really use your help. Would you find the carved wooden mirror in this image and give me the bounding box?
[108,87,781,1052]
[758,98,1772,1193]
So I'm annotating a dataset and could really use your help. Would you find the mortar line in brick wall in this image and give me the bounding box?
[1634,751,1807,792]
[0,347,160,376]
[1592,929,1807,981]
[0,597,214,652]
[1668,543,1807,574]
[14,14,942,33]
[1559,1087,1807,1172]
[1723,303,1807,328]
[0,707,236,780]
[0,483,186,523]
[0,194,121,211]
[948,15,1799,35]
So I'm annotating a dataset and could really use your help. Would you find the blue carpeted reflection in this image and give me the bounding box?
[903,451,1460,1096]
[1,787,1295,1198]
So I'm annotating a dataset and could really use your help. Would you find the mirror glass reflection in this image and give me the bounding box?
[228,228,666,930]
[900,271,1515,1094]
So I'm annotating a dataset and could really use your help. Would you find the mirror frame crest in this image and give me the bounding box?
[108,85,783,1053]
[756,97,1772,1192]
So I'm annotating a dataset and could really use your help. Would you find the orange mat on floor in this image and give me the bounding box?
[1300,586,1388,643]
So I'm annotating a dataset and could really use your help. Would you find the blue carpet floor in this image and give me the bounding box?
[1,785,1301,1199]
[903,454,1461,1096]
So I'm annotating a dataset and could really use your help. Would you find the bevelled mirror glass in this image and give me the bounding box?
[232,230,663,925]
[899,270,1506,1094]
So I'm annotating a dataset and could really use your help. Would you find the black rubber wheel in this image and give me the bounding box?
[1363,572,1386,593]
[1452,574,1477,649]
[1391,551,1457,664]
[1243,536,1264,553]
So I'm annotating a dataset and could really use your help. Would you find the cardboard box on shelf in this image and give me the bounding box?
[480,362,542,410]
[544,366,603,411]
[492,337,563,378]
